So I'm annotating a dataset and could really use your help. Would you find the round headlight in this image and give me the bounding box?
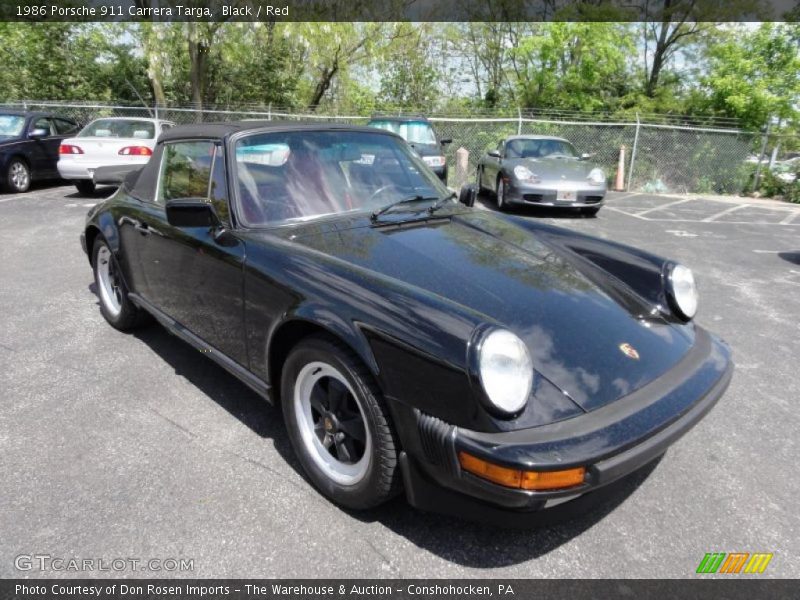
[478,329,533,415]
[668,264,698,320]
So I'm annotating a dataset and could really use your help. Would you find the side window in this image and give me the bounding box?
[157,141,229,224]
[31,118,54,136]
[54,119,79,135]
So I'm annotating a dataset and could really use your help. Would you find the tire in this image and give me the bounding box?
[581,206,600,217]
[92,237,146,331]
[4,158,31,193]
[75,180,96,195]
[496,176,507,210]
[281,335,400,510]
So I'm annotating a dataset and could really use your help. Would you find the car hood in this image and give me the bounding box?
[286,210,694,412]
[0,136,24,147]
[511,157,596,181]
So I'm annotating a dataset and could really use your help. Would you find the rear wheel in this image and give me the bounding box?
[75,180,96,195]
[281,335,400,509]
[4,158,30,193]
[92,238,146,331]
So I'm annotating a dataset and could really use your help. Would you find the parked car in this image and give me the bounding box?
[477,135,607,215]
[367,115,451,182]
[81,122,732,524]
[0,111,81,193]
[58,117,173,195]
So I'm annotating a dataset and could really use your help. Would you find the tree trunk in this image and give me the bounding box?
[308,61,338,111]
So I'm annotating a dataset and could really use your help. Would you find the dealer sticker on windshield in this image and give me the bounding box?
[556,191,575,201]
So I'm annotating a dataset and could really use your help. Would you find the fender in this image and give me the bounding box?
[502,214,676,319]
[264,304,380,391]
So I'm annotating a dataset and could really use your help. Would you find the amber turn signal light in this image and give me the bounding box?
[458,451,585,491]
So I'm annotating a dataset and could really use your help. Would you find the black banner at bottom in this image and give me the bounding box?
[2,579,797,600]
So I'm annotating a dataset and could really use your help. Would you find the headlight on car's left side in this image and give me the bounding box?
[422,155,446,168]
[477,329,533,416]
[587,168,606,185]
[666,263,698,320]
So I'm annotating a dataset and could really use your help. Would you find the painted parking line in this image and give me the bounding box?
[701,204,749,222]
[779,211,799,225]
[635,198,693,217]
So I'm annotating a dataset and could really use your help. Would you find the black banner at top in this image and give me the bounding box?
[0,0,798,22]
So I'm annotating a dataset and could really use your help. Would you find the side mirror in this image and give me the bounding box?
[488,150,501,159]
[166,198,220,228]
[439,138,453,146]
[580,153,595,161]
[459,183,477,208]
[29,128,49,139]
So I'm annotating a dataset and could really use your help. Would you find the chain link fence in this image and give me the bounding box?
[2,100,766,194]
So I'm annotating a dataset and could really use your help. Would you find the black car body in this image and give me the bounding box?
[81,122,732,524]
[477,135,607,215]
[0,111,81,192]
[367,115,451,183]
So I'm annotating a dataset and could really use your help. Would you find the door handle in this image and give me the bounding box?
[134,222,151,236]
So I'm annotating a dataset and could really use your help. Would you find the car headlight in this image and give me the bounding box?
[587,168,605,185]
[667,263,698,320]
[478,329,533,416]
[513,165,541,183]
[422,155,446,168]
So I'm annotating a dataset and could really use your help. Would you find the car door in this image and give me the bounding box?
[484,139,505,188]
[27,117,65,177]
[138,140,248,366]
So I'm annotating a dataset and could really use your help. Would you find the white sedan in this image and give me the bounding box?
[58,117,173,194]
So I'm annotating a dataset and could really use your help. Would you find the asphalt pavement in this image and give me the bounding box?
[1,183,798,578]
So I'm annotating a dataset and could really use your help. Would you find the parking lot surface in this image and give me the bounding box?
[1,185,798,578]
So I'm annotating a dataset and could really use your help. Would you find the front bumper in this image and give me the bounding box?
[505,179,607,208]
[394,328,732,525]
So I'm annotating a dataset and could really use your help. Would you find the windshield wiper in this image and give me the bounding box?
[427,191,457,214]
[370,195,437,221]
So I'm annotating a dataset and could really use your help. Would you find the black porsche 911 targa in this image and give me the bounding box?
[81,122,732,524]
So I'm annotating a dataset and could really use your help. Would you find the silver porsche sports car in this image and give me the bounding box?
[477,135,607,216]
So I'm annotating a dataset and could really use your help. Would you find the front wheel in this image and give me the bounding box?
[92,238,146,331]
[497,176,507,210]
[281,335,400,509]
[4,159,31,193]
[75,180,96,195]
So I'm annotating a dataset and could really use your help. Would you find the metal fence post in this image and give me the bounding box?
[517,107,522,135]
[626,113,640,192]
[753,118,771,190]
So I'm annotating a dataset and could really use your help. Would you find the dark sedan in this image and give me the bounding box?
[0,111,81,193]
[477,135,607,215]
[81,122,731,524]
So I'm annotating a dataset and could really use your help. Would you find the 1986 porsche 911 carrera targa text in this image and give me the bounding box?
[80,122,732,524]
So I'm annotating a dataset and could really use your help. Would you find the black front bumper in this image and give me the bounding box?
[394,328,732,525]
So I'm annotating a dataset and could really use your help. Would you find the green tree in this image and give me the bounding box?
[701,23,800,130]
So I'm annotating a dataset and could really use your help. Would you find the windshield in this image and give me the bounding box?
[505,138,578,159]
[0,114,25,138]
[368,120,437,145]
[234,130,448,226]
[79,119,155,139]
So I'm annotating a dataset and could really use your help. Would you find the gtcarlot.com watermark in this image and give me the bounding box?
[15,554,194,572]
